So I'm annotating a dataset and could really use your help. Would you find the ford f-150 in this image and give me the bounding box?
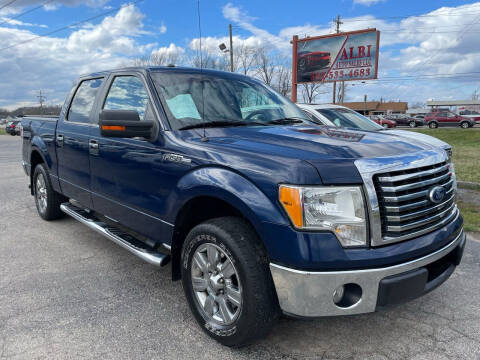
[21,66,465,347]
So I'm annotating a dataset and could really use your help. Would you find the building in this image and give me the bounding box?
[426,100,480,115]
[342,101,408,115]
[406,108,430,117]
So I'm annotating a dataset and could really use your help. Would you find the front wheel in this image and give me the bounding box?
[460,121,470,129]
[181,217,279,347]
[409,121,416,128]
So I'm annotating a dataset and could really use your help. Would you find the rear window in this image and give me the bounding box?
[67,78,103,123]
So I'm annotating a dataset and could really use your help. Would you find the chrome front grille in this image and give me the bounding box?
[373,161,458,243]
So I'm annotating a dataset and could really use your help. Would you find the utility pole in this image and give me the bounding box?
[37,90,46,114]
[332,15,343,104]
[229,23,234,72]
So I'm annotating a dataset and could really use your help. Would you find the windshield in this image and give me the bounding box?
[316,108,383,131]
[150,71,308,130]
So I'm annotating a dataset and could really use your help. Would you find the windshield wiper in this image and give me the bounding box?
[266,118,305,125]
[179,120,266,130]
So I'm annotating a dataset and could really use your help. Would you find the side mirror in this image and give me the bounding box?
[99,110,154,139]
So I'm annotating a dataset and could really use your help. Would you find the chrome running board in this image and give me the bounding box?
[60,202,170,267]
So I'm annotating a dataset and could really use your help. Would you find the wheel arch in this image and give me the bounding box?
[169,167,287,280]
[29,147,48,195]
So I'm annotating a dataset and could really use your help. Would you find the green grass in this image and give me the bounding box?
[407,128,480,184]
[0,128,5,135]
[458,201,480,232]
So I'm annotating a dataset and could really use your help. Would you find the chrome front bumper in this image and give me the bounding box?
[270,229,465,317]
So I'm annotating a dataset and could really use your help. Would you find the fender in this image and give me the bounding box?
[30,135,61,194]
[31,135,52,170]
[174,166,289,239]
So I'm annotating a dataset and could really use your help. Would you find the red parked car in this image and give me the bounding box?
[424,111,475,129]
[369,115,396,128]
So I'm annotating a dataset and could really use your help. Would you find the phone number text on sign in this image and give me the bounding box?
[310,68,373,82]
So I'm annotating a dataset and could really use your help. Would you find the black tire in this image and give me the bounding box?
[181,217,279,347]
[460,121,469,129]
[409,121,416,128]
[429,121,438,129]
[33,163,67,220]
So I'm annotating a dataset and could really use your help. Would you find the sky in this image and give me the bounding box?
[0,0,479,109]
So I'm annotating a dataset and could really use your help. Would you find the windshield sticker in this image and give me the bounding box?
[166,94,201,120]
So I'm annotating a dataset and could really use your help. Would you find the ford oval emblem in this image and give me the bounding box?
[428,186,446,204]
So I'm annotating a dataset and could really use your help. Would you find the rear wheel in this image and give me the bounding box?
[33,164,67,220]
[429,122,438,129]
[460,121,470,129]
[409,121,416,128]
[181,217,279,347]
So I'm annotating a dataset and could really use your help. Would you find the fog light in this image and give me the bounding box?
[333,285,345,304]
[333,283,363,308]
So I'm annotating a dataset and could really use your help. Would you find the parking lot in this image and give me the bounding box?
[1,135,480,359]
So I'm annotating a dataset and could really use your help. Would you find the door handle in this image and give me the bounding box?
[56,134,64,147]
[89,140,99,156]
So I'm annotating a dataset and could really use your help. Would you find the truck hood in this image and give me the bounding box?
[193,125,438,184]
[202,125,436,160]
[383,129,450,150]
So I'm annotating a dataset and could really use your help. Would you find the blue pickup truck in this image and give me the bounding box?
[21,66,465,347]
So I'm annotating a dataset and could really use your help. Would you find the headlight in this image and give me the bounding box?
[279,185,367,247]
[445,148,453,163]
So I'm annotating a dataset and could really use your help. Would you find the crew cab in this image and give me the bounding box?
[424,110,475,129]
[21,67,465,347]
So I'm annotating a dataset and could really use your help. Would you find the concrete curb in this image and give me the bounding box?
[458,181,480,191]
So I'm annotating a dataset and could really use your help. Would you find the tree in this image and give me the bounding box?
[336,82,348,104]
[274,64,292,97]
[132,51,183,67]
[301,82,326,103]
[254,48,276,86]
[235,43,257,75]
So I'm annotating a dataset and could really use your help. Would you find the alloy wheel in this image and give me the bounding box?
[35,173,48,213]
[191,243,242,325]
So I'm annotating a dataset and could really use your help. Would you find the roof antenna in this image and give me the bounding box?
[197,0,208,142]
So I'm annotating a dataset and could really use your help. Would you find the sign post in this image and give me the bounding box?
[291,29,380,103]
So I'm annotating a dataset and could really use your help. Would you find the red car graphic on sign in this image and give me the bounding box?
[297,51,331,73]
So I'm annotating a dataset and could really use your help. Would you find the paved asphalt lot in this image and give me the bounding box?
[1,135,480,360]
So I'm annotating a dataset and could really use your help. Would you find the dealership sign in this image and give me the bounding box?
[292,29,380,86]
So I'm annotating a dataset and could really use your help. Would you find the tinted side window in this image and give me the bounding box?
[103,76,150,120]
[68,78,103,123]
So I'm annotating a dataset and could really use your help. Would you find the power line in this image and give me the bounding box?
[0,0,144,52]
[378,12,480,99]
[342,9,480,23]
[0,0,55,27]
[0,0,18,11]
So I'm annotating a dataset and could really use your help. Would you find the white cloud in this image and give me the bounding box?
[221,2,480,103]
[151,43,184,57]
[0,0,108,15]
[159,23,167,34]
[0,4,157,109]
[353,0,385,6]
[0,17,47,28]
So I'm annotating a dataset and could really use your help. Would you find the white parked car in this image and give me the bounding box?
[297,103,452,157]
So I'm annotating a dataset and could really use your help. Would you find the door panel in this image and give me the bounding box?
[56,78,103,208]
[56,123,93,207]
[89,74,172,242]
